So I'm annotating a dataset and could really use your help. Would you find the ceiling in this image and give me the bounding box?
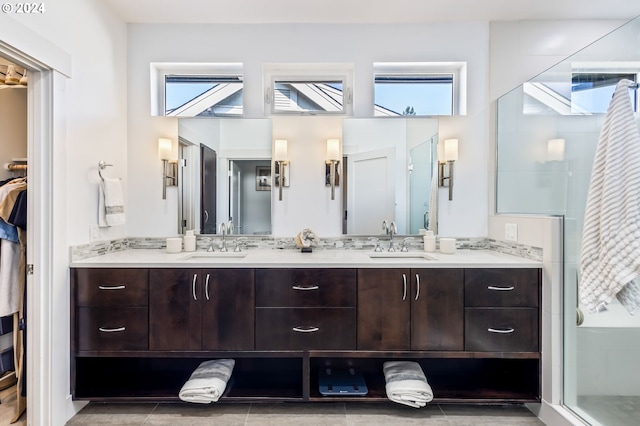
[103,0,640,24]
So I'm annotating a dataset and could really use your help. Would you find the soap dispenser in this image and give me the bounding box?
[183,230,196,252]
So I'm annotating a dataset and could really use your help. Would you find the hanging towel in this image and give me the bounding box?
[99,177,125,227]
[580,79,640,315]
[178,359,234,404]
[383,360,433,408]
[428,164,438,234]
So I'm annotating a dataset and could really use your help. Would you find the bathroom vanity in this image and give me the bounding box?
[70,249,541,404]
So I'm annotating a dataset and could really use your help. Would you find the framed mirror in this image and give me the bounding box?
[178,118,272,235]
[177,117,437,237]
[342,118,438,235]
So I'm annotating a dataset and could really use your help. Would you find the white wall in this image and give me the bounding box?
[127,22,490,238]
[0,88,27,181]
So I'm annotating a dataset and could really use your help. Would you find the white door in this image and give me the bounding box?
[347,147,395,234]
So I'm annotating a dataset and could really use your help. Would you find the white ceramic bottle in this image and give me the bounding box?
[183,230,196,252]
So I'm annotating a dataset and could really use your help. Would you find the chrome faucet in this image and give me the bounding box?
[218,221,233,252]
[382,220,398,252]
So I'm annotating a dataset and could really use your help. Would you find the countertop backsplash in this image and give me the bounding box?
[70,235,542,263]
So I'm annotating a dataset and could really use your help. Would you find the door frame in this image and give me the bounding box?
[1,15,72,425]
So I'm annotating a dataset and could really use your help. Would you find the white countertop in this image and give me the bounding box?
[70,248,542,269]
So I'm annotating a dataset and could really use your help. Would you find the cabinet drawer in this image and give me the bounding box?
[465,308,538,352]
[256,269,356,307]
[77,307,148,351]
[255,308,356,350]
[465,269,539,307]
[75,268,148,307]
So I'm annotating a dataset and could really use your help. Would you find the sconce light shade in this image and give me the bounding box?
[158,138,172,160]
[547,138,565,162]
[443,139,459,162]
[326,138,340,161]
[274,139,288,161]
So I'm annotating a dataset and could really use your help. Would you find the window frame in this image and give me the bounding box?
[263,64,354,116]
[372,62,467,117]
[150,62,244,117]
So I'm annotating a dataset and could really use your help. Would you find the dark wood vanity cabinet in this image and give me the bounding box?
[255,268,356,350]
[72,268,149,352]
[71,265,541,404]
[357,268,464,351]
[149,268,255,351]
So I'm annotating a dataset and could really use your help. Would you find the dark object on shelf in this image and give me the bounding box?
[319,367,368,396]
[301,247,313,253]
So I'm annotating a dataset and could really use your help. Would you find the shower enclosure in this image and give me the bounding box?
[496,16,640,426]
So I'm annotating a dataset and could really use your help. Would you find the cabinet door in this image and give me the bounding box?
[411,269,464,350]
[149,269,202,351]
[201,269,255,350]
[357,268,410,350]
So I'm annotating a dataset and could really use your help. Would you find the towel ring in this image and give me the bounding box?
[98,161,113,181]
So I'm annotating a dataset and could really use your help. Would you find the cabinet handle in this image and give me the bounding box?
[99,327,125,333]
[487,286,515,291]
[98,285,126,290]
[205,273,210,301]
[415,274,420,300]
[192,274,198,301]
[402,274,407,301]
[292,285,319,291]
[292,326,319,333]
[488,327,515,334]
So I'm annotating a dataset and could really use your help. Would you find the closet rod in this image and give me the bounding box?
[5,164,28,172]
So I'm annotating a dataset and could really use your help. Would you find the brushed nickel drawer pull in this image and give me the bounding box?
[487,286,515,291]
[292,326,319,333]
[192,274,198,301]
[292,285,319,291]
[99,327,125,333]
[488,327,515,334]
[98,285,126,290]
[402,274,407,301]
[205,273,211,301]
[415,274,420,301]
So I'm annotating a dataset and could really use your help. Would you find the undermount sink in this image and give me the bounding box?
[368,252,435,261]
[179,252,248,261]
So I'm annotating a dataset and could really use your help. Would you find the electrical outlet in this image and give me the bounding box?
[505,223,518,242]
[90,224,101,241]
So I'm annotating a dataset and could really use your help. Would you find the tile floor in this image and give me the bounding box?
[66,402,545,425]
[0,384,26,426]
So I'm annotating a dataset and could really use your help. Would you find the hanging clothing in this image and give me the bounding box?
[580,79,640,314]
[0,179,26,317]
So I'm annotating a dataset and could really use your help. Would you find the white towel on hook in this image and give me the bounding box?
[99,177,125,227]
[580,79,640,315]
[179,359,235,404]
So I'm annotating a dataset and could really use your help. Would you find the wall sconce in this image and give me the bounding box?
[438,138,458,201]
[547,138,565,162]
[158,138,178,200]
[325,138,340,200]
[274,139,289,201]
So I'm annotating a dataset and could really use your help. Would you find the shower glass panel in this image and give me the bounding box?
[496,16,640,426]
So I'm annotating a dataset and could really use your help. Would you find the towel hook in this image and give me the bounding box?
[98,161,113,181]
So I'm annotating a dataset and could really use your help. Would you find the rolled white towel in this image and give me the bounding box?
[179,359,235,404]
[383,360,433,408]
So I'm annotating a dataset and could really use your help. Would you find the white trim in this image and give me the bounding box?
[1,17,73,425]
[373,61,467,115]
[0,14,71,77]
